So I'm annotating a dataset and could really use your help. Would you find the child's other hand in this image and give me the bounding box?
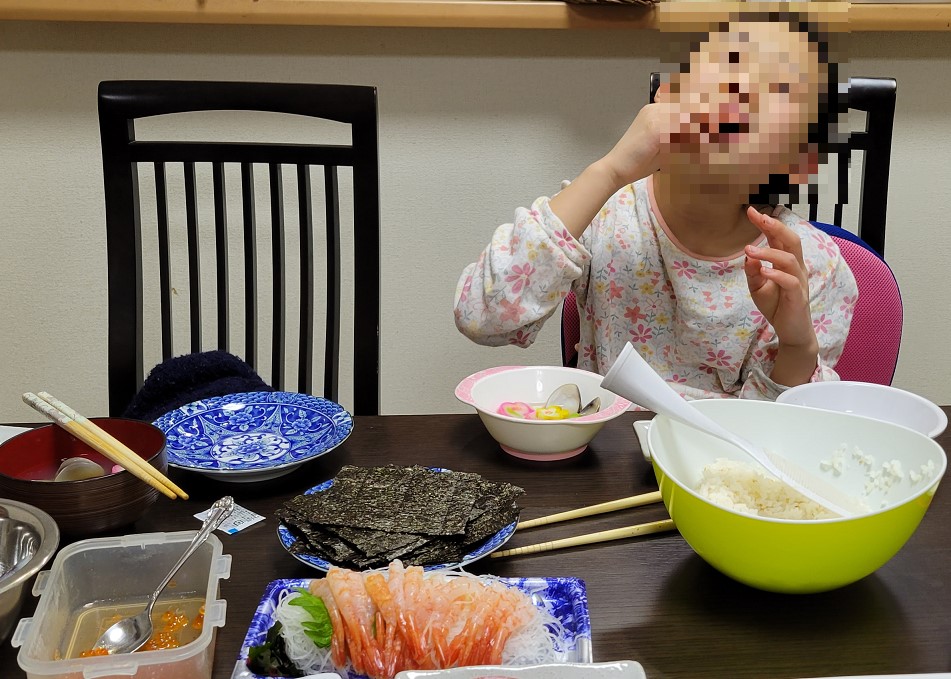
[743,207,818,352]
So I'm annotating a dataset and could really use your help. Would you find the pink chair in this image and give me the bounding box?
[812,224,903,385]
[560,228,903,385]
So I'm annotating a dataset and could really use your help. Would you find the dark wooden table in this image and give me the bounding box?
[3,412,950,678]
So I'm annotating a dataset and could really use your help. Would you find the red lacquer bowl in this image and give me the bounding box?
[0,418,167,536]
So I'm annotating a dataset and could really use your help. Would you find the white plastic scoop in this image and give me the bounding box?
[601,343,864,517]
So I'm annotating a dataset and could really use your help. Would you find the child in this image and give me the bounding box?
[454,12,858,401]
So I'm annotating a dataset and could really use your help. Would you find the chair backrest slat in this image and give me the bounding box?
[101,113,144,403]
[241,161,258,372]
[324,165,341,403]
[212,161,230,351]
[297,164,315,395]
[129,141,355,165]
[848,77,897,257]
[183,161,202,354]
[350,115,381,418]
[835,138,849,230]
[269,163,286,391]
[153,162,173,361]
[100,80,381,416]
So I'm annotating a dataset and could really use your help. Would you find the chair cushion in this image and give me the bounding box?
[562,291,581,367]
[811,221,885,261]
[825,235,903,385]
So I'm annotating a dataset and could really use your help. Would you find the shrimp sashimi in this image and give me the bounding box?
[302,560,553,679]
[326,569,385,677]
[309,579,348,669]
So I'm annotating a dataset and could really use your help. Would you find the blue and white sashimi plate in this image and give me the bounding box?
[153,391,353,482]
[232,576,593,679]
[277,469,518,572]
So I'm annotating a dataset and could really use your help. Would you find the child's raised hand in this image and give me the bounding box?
[601,96,737,190]
[743,207,817,351]
[553,100,686,239]
[601,102,680,188]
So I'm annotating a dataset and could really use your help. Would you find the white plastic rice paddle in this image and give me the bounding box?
[601,343,865,518]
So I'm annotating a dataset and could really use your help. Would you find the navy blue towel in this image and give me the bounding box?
[123,351,274,422]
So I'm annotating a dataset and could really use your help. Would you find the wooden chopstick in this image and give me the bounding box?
[22,393,183,500]
[516,490,663,530]
[491,518,676,559]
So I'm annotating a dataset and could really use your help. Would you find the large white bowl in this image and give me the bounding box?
[455,366,632,461]
[647,399,947,593]
[777,381,947,439]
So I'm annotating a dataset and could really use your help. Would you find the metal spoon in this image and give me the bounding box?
[92,496,235,655]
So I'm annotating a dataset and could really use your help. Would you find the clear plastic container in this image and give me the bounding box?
[11,531,231,679]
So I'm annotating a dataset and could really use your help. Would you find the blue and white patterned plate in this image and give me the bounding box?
[153,391,353,483]
[232,575,592,679]
[277,468,517,571]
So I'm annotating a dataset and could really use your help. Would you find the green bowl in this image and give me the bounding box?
[647,399,946,594]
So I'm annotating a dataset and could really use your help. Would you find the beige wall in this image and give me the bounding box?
[0,22,948,421]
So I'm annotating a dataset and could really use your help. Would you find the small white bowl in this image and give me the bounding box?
[777,381,947,439]
[455,366,631,461]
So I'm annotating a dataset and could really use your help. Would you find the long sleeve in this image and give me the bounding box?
[454,196,593,348]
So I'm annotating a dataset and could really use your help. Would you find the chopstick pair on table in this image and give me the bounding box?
[490,490,676,559]
[22,392,188,500]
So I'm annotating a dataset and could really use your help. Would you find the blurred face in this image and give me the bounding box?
[664,20,825,194]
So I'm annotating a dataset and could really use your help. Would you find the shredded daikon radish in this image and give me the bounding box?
[500,594,566,665]
[272,590,334,675]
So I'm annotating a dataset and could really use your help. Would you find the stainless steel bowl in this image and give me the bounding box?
[0,500,59,643]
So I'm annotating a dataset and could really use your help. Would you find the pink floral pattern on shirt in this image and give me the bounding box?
[453,177,858,401]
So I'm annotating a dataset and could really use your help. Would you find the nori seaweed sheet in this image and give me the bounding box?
[399,536,466,565]
[322,524,429,560]
[306,466,481,535]
[463,480,525,546]
[276,465,523,569]
[283,518,363,564]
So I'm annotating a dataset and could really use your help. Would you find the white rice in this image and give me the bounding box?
[701,444,939,519]
[697,458,836,520]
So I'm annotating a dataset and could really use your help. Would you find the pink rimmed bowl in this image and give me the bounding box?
[455,366,632,461]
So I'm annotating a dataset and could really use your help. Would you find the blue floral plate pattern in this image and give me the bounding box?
[276,468,518,572]
[233,575,592,679]
[153,391,353,482]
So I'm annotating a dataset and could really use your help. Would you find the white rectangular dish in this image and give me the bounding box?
[395,661,646,679]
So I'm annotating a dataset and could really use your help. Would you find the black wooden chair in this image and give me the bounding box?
[98,81,380,416]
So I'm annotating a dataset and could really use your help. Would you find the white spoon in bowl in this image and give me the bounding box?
[602,343,864,517]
